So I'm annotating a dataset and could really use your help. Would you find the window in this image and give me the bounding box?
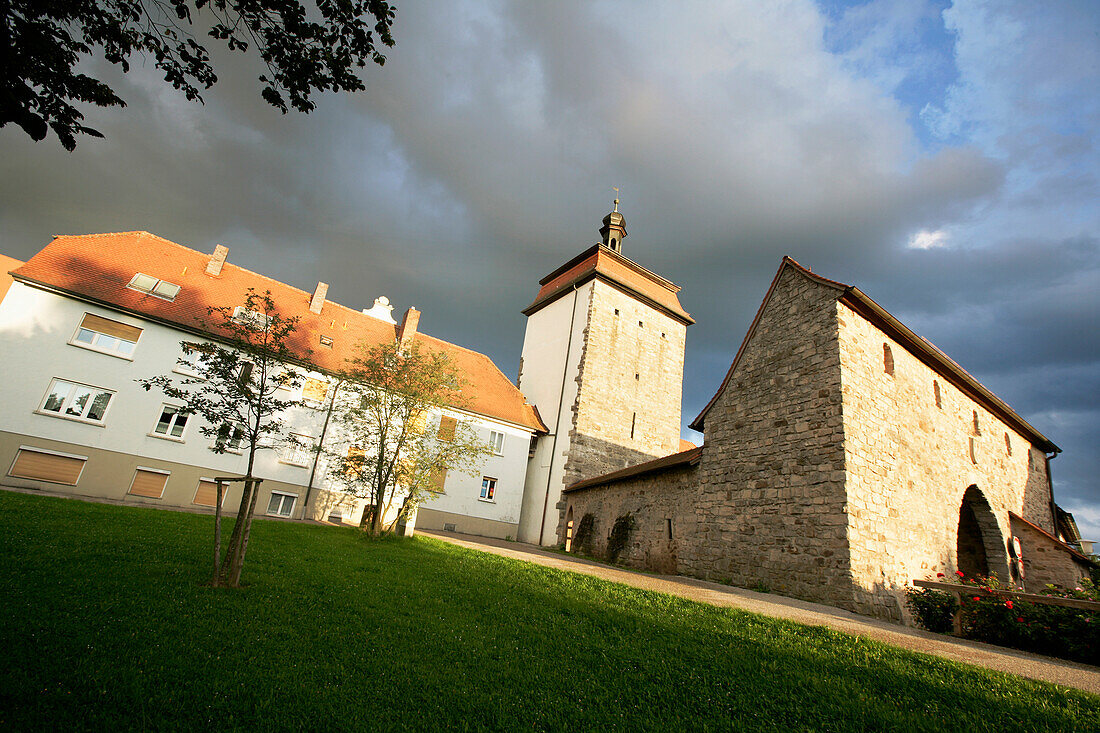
[630,411,637,440]
[883,343,894,376]
[480,477,497,501]
[968,437,979,465]
[302,378,328,404]
[343,445,366,479]
[129,468,169,499]
[8,446,87,485]
[232,306,271,329]
[1005,433,1012,456]
[281,434,313,467]
[972,410,981,435]
[128,273,180,300]
[429,466,447,493]
[438,415,457,441]
[933,380,942,408]
[193,479,227,508]
[71,313,141,357]
[237,361,254,385]
[319,335,333,348]
[489,430,505,455]
[214,423,245,452]
[267,491,297,517]
[38,379,114,423]
[152,405,189,440]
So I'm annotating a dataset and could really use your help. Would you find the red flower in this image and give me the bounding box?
[937,573,945,578]
[1016,617,1024,623]
[1005,600,1013,610]
[973,596,981,601]
[956,571,965,578]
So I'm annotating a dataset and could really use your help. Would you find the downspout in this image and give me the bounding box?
[539,283,581,546]
[300,377,343,520]
[1045,450,1060,536]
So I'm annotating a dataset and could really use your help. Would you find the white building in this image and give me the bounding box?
[0,232,545,533]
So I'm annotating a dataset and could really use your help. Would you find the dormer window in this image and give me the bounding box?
[128,273,180,301]
[232,306,272,329]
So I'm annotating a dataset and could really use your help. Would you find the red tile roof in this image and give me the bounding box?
[523,244,693,324]
[691,257,1058,453]
[11,232,545,432]
[564,445,703,493]
[1,254,23,303]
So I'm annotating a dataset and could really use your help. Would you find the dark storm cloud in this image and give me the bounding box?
[0,0,1097,534]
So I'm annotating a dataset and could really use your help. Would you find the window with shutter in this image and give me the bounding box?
[437,416,457,441]
[193,479,227,507]
[71,313,142,357]
[129,468,169,499]
[8,447,87,485]
[302,378,328,404]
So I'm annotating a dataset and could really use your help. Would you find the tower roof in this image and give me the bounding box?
[523,243,693,324]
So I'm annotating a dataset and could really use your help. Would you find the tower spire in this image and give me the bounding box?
[599,195,627,253]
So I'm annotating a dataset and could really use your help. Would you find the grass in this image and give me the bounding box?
[0,491,1097,731]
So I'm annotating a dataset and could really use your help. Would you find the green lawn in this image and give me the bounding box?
[0,492,1096,731]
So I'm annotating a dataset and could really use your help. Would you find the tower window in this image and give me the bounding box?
[1005,433,1012,456]
[638,320,644,328]
[630,412,636,440]
[933,380,942,408]
[635,373,639,380]
[972,410,981,435]
[666,518,673,540]
[883,343,894,376]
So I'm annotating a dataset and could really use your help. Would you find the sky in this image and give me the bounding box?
[2,1,1098,537]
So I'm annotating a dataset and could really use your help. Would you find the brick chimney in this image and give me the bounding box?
[309,281,328,315]
[397,307,420,352]
[205,245,229,276]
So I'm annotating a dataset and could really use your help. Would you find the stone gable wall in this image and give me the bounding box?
[562,463,700,574]
[689,267,853,608]
[837,300,1055,618]
[558,280,687,539]
[1009,515,1091,592]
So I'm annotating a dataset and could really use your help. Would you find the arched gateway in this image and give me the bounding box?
[956,485,1009,579]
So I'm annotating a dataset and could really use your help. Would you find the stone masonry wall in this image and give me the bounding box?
[1010,515,1091,592]
[689,267,853,609]
[837,300,1055,619]
[562,463,700,573]
[557,280,687,539]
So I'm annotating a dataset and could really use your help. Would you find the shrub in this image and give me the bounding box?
[606,514,634,563]
[572,513,594,554]
[905,587,958,633]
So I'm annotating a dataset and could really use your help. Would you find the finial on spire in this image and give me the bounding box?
[612,187,620,212]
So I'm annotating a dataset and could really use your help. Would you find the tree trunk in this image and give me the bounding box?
[229,479,262,587]
[220,477,254,585]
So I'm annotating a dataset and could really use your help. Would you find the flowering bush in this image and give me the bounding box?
[923,572,1099,665]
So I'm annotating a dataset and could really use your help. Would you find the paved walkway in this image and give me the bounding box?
[420,529,1100,695]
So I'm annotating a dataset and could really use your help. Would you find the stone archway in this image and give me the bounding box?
[956,485,1008,580]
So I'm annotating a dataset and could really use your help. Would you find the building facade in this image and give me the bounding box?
[562,258,1092,620]
[0,232,545,533]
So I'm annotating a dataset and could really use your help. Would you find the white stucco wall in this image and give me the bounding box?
[516,281,593,544]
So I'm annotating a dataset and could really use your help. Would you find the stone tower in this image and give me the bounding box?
[516,203,693,545]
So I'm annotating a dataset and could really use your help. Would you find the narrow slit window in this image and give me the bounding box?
[883,343,894,376]
[972,410,981,435]
[666,518,673,540]
[933,380,942,408]
[1005,433,1012,456]
[630,412,636,440]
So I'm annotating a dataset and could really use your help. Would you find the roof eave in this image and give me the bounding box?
[523,270,694,325]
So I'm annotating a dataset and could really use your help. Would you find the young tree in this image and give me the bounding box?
[138,289,303,587]
[328,340,492,536]
[1,0,395,150]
